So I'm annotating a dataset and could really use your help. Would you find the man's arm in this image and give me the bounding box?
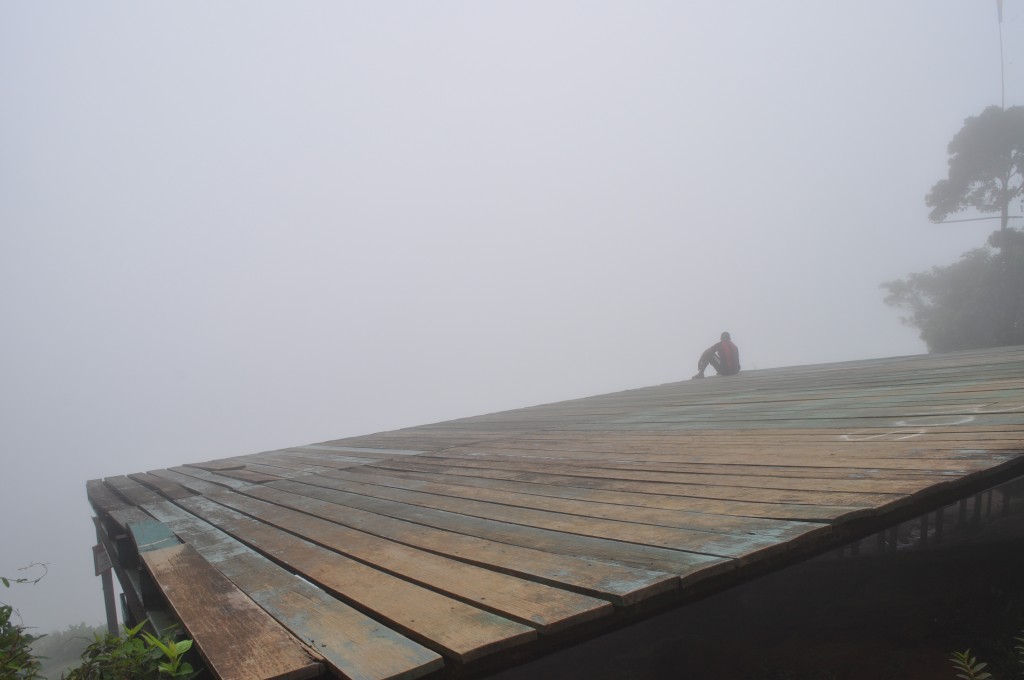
[699,343,721,366]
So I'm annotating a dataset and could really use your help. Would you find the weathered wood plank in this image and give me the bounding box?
[106,475,168,506]
[175,495,537,663]
[106,506,154,534]
[309,465,828,542]
[454,432,1020,462]
[303,445,429,457]
[427,440,1009,469]
[251,450,375,470]
[170,465,257,490]
[199,488,613,632]
[215,468,283,483]
[332,464,898,513]
[148,468,233,495]
[87,478,131,516]
[128,519,180,553]
[320,464,864,522]
[128,472,197,500]
[139,498,445,680]
[272,473,734,578]
[306,469,790,562]
[365,455,925,495]
[240,481,678,607]
[140,542,323,680]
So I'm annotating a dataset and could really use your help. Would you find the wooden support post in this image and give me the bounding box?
[986,490,993,517]
[972,493,983,530]
[958,498,968,530]
[93,520,118,636]
[101,570,118,636]
[1003,486,1012,517]
[934,507,944,544]
[92,515,147,629]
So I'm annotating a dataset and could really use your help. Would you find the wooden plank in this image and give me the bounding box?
[364,455,924,497]
[456,432,1021,463]
[186,456,251,471]
[453,454,991,480]
[303,445,429,457]
[280,450,385,465]
[428,440,1008,471]
[141,542,323,680]
[321,464,864,522]
[170,465,257,490]
[199,488,613,633]
[128,472,197,500]
[149,468,235,495]
[87,478,131,516]
[330,464,896,514]
[175,495,537,663]
[252,450,376,470]
[216,468,283,483]
[311,465,828,543]
[309,468,792,562]
[107,506,154,534]
[458,449,1018,472]
[105,475,168,506]
[238,462,332,478]
[239,481,678,607]
[128,519,180,553]
[139,498,445,680]
[266,474,732,578]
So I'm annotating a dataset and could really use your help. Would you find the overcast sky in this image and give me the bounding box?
[2,1,1022,631]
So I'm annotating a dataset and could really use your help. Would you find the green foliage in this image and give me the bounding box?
[0,604,42,680]
[950,649,993,680]
[882,229,1024,352]
[2,564,198,679]
[139,631,193,677]
[948,630,1024,679]
[63,621,196,680]
[926,105,1024,229]
[1,565,48,592]
[1,565,47,680]
[889,104,1024,352]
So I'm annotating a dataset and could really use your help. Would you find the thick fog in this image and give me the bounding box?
[2,2,1021,631]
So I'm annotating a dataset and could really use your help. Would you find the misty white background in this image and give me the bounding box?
[2,2,1021,631]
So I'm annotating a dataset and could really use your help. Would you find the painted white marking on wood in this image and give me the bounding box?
[839,402,1024,442]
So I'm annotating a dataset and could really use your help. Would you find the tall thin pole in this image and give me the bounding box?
[998,0,1005,109]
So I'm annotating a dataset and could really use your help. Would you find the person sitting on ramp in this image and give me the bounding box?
[693,332,741,379]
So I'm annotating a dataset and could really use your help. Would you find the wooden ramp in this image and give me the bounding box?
[86,347,1024,679]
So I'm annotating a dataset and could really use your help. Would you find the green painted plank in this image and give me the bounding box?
[268,473,733,579]
[140,498,445,680]
[198,488,614,634]
[175,495,537,664]
[128,519,180,553]
[241,481,678,608]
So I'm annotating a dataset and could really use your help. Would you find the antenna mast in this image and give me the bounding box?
[998,0,1005,109]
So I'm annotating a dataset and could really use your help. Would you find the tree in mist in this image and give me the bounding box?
[884,106,1024,352]
[883,230,1024,352]
[925,105,1024,235]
